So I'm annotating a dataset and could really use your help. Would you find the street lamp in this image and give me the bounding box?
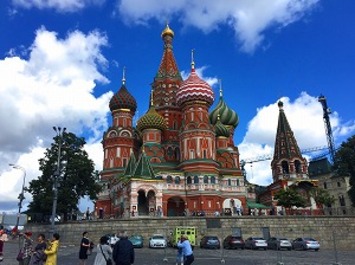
[51,126,66,233]
[9,164,26,233]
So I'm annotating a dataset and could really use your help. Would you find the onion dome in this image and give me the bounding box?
[215,116,230,137]
[161,24,174,39]
[176,50,214,107]
[109,68,137,112]
[209,83,239,128]
[136,92,167,132]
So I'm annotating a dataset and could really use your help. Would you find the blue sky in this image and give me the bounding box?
[0,0,354,212]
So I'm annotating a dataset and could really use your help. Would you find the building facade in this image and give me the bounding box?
[96,25,254,218]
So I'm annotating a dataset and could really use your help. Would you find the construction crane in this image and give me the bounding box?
[318,94,336,163]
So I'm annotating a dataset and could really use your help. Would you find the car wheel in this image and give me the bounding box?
[288,248,292,251]
[264,247,267,251]
[302,245,306,251]
[315,249,319,252]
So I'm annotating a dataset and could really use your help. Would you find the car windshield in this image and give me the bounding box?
[279,238,288,240]
[253,237,264,240]
[130,236,141,239]
[207,237,218,240]
[152,236,164,239]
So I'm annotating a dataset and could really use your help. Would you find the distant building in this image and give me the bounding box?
[95,25,255,218]
[309,158,353,215]
[258,101,319,212]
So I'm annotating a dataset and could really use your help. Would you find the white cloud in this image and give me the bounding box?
[239,92,355,186]
[11,0,105,12]
[117,0,319,52]
[181,66,218,87]
[0,27,111,212]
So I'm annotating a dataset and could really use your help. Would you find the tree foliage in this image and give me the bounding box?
[274,188,307,209]
[310,187,335,207]
[333,135,355,206]
[26,132,101,220]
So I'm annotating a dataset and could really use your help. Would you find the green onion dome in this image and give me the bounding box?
[215,118,230,137]
[109,84,137,113]
[136,105,167,132]
[210,97,239,128]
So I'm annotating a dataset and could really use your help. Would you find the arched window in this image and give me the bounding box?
[166,175,173,183]
[175,148,180,160]
[236,179,240,186]
[203,175,209,184]
[294,160,302,173]
[281,161,290,174]
[194,175,199,184]
[228,179,232,186]
[187,176,192,184]
[175,176,181,184]
[211,176,216,184]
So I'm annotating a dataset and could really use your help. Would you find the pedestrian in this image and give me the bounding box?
[19,231,33,265]
[0,226,8,262]
[44,233,60,265]
[112,231,134,265]
[94,236,112,265]
[79,231,91,265]
[29,233,47,265]
[175,246,183,265]
[177,235,194,265]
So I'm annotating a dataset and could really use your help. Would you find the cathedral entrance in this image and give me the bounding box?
[137,189,157,216]
[167,197,185,216]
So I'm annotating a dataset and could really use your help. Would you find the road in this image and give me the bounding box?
[1,240,354,265]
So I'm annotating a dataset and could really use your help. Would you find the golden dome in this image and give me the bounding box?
[161,24,174,38]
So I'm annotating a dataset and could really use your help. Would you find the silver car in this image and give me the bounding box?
[267,237,292,250]
[292,237,320,251]
[245,237,268,250]
[149,234,167,248]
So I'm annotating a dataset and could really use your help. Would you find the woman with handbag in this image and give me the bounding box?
[94,236,112,265]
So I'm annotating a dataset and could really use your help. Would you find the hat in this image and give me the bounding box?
[181,235,188,239]
[24,231,32,237]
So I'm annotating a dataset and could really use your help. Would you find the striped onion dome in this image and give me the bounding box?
[109,84,137,112]
[176,66,214,107]
[215,118,230,137]
[136,105,167,132]
[210,96,239,128]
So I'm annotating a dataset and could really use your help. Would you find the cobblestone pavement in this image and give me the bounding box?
[1,240,354,265]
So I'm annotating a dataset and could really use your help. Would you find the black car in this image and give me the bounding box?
[223,235,245,249]
[200,236,220,249]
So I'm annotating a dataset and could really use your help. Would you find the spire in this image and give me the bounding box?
[272,100,302,162]
[155,25,182,81]
[150,88,154,107]
[122,66,126,85]
[219,79,223,98]
[133,151,155,179]
[191,49,195,70]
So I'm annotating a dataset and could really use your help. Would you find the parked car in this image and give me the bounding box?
[245,237,267,250]
[104,234,120,247]
[267,237,292,250]
[200,236,220,249]
[223,235,245,249]
[129,235,144,248]
[292,238,320,251]
[149,234,167,248]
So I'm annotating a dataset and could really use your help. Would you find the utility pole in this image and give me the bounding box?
[51,126,66,234]
[318,95,336,163]
[9,164,26,233]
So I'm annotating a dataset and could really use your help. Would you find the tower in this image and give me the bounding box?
[152,25,183,164]
[271,101,308,181]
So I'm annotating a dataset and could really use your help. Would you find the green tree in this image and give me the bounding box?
[26,132,101,221]
[274,188,307,209]
[310,187,335,207]
[333,135,355,206]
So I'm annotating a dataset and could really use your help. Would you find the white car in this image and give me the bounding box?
[149,234,167,248]
[104,234,120,247]
[245,237,268,250]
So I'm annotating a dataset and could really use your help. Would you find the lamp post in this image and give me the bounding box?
[9,164,26,233]
[51,126,66,233]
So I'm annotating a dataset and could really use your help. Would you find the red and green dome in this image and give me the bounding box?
[215,118,231,137]
[109,84,137,112]
[210,96,239,128]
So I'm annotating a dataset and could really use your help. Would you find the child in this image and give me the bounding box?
[175,246,183,265]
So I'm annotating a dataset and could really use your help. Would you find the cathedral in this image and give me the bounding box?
[95,25,254,218]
